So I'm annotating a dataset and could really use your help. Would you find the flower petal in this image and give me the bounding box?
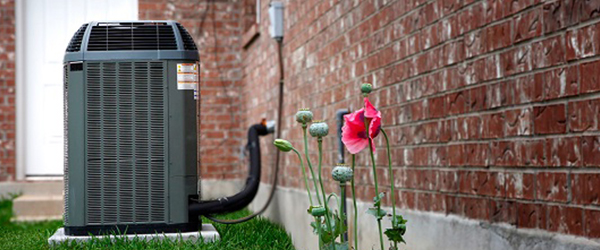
[342,109,369,154]
[364,98,380,119]
[343,134,369,154]
[369,112,382,139]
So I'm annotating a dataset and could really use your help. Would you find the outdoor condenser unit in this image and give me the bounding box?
[63,21,200,235]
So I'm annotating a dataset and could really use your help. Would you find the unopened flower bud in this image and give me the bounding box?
[309,121,329,138]
[310,206,326,217]
[332,165,353,183]
[361,83,373,95]
[273,139,293,152]
[295,109,313,124]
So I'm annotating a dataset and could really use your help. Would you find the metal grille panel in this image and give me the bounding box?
[66,24,88,52]
[87,22,178,51]
[85,61,166,224]
[63,64,69,225]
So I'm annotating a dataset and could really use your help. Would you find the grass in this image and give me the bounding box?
[0,193,19,225]
[0,197,295,250]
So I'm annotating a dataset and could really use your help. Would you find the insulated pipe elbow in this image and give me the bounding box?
[189,123,270,216]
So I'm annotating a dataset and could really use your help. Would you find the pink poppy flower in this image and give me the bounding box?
[342,98,382,154]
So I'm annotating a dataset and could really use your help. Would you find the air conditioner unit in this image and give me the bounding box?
[63,21,200,235]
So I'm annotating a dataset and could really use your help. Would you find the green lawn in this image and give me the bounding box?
[0,207,295,250]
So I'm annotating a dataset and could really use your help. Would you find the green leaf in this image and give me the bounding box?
[373,192,385,207]
[332,212,347,237]
[366,207,387,220]
[391,215,408,228]
[310,221,320,234]
[384,227,406,244]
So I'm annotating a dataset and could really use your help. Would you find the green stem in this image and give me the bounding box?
[377,219,384,250]
[339,183,346,244]
[316,216,324,249]
[351,154,358,250]
[303,126,322,205]
[364,107,384,250]
[381,129,397,249]
[292,148,313,206]
[317,138,336,250]
[327,193,340,207]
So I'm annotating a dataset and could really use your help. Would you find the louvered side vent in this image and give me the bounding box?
[175,23,197,50]
[86,62,167,224]
[63,64,69,225]
[87,23,178,51]
[66,24,88,52]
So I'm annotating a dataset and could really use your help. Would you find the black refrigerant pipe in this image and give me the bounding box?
[336,109,350,242]
[188,123,271,216]
[188,39,286,223]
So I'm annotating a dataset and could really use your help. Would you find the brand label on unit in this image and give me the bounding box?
[177,63,198,90]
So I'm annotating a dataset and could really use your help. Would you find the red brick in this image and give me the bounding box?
[490,200,517,225]
[446,91,467,115]
[468,85,488,111]
[464,29,485,59]
[433,169,457,192]
[546,137,581,167]
[572,173,600,205]
[532,35,566,69]
[490,141,517,166]
[467,143,490,166]
[585,209,600,238]
[504,108,533,136]
[444,195,459,215]
[506,172,535,200]
[542,67,578,100]
[397,190,416,210]
[460,59,485,85]
[536,172,568,202]
[568,99,599,132]
[459,171,505,197]
[581,0,600,22]
[517,140,547,166]
[546,206,584,236]
[533,104,566,134]
[580,60,600,94]
[481,112,504,139]
[429,145,447,166]
[517,202,547,229]
[416,192,432,211]
[543,0,580,34]
[427,95,446,119]
[485,21,513,52]
[515,74,544,104]
[514,7,542,43]
[447,144,466,166]
[454,116,482,140]
[459,197,490,221]
[582,136,600,166]
[566,23,600,60]
[484,0,506,23]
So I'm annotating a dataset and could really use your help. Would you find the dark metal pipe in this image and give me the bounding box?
[336,109,350,241]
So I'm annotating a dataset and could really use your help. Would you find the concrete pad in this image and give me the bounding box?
[48,224,220,246]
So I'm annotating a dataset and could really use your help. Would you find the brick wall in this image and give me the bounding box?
[242,0,600,239]
[0,0,16,182]
[139,0,246,179]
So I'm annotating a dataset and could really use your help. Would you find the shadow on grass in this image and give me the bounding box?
[0,209,295,250]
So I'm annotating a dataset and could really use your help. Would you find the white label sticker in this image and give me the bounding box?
[177,63,198,90]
